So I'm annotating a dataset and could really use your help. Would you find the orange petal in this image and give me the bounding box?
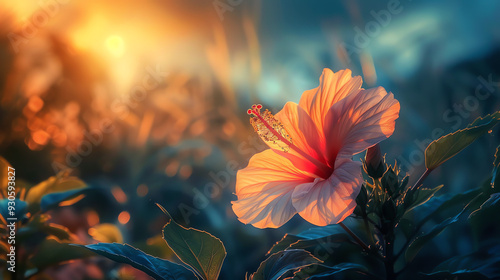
[291,160,362,226]
[299,69,363,135]
[323,86,400,168]
[275,102,328,169]
[232,149,313,228]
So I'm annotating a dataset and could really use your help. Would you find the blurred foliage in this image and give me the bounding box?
[0,0,499,279]
[0,157,96,279]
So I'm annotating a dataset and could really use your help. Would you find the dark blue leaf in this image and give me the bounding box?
[250,249,321,280]
[422,270,489,280]
[433,244,500,279]
[268,225,348,255]
[76,243,198,280]
[405,208,466,262]
[40,188,88,212]
[291,263,375,280]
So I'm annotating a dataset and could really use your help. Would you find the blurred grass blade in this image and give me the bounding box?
[159,204,226,280]
[425,112,500,170]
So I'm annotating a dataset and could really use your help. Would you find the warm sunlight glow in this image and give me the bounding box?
[105,35,125,57]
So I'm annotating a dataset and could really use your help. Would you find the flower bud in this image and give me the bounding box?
[364,144,386,179]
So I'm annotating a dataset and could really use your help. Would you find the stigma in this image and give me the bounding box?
[248,104,293,152]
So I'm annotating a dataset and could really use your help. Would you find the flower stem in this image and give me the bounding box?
[363,215,375,246]
[339,222,370,251]
[384,232,396,280]
[410,168,432,191]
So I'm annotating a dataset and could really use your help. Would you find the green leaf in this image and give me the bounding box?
[469,193,500,241]
[249,249,321,280]
[381,167,399,197]
[290,263,375,280]
[29,239,96,270]
[159,204,226,280]
[382,199,397,221]
[26,174,87,213]
[405,185,444,213]
[470,193,500,217]
[355,184,368,212]
[77,243,197,280]
[405,208,466,262]
[405,185,491,235]
[397,218,415,240]
[425,112,500,170]
[268,234,303,255]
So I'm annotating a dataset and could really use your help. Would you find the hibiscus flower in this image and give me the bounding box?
[232,68,400,228]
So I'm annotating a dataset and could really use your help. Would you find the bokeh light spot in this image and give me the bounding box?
[136,184,149,197]
[118,211,131,225]
[111,186,128,203]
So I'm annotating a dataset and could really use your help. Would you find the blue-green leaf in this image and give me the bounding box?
[290,263,375,280]
[77,243,198,280]
[405,185,444,213]
[425,112,500,170]
[159,204,226,280]
[405,208,466,262]
[433,245,500,279]
[268,225,347,255]
[249,249,322,280]
[421,270,489,280]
